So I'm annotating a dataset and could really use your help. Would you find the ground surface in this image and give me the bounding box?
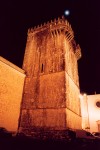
[0,136,100,150]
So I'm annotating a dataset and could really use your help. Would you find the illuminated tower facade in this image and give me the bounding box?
[19,17,82,137]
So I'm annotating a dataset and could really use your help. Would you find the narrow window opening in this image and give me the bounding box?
[41,64,44,73]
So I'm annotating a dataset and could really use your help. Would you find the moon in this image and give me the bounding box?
[64,10,70,16]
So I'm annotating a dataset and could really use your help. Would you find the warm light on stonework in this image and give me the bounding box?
[0,57,25,131]
[0,17,82,138]
[19,16,82,137]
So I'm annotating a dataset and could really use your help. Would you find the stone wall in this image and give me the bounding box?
[0,57,25,131]
[65,73,81,117]
[22,72,66,109]
[20,71,66,131]
[66,108,82,129]
[87,94,100,132]
[20,108,66,131]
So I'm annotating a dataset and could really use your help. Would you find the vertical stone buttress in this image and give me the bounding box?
[19,17,82,137]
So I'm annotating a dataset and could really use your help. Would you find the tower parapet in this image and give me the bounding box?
[28,16,73,34]
[28,16,73,40]
[27,16,81,60]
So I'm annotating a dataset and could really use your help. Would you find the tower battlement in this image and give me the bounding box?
[28,16,74,42]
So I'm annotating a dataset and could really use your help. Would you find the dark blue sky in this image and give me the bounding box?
[0,0,100,94]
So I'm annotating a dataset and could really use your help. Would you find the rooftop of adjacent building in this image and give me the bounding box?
[0,56,25,74]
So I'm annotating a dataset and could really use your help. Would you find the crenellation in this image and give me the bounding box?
[47,21,50,25]
[34,26,36,30]
[37,25,40,28]
[54,18,57,23]
[50,19,53,23]
[65,19,68,25]
[57,17,60,23]
[27,16,74,40]
[40,24,42,28]
[43,22,46,26]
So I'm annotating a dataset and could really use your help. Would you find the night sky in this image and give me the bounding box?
[0,0,100,95]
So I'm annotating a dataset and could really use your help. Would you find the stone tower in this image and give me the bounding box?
[19,16,82,137]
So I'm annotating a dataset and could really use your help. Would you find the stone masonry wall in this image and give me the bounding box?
[20,24,67,132]
[0,57,25,131]
[20,17,82,135]
[64,37,81,129]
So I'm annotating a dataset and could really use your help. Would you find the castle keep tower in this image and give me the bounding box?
[19,17,82,137]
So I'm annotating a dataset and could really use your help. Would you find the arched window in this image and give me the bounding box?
[96,101,100,108]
